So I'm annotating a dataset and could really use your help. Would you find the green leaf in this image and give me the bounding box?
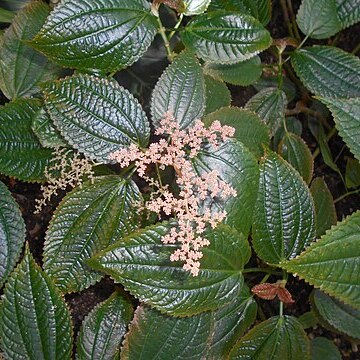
[88,223,250,317]
[0,246,73,360]
[1,0,29,11]
[278,132,313,184]
[291,46,360,98]
[345,158,360,189]
[30,0,157,73]
[312,290,360,339]
[318,97,360,162]
[229,316,311,360]
[203,107,270,158]
[245,87,287,136]
[43,74,150,163]
[204,75,231,115]
[253,150,316,264]
[151,50,206,129]
[0,2,60,100]
[0,180,25,287]
[183,0,211,15]
[311,337,342,360]
[204,56,262,86]
[280,210,360,308]
[296,0,341,39]
[77,291,133,360]
[181,11,272,64]
[0,99,53,181]
[310,177,337,237]
[335,0,360,29]
[273,117,303,149]
[44,176,141,293]
[0,7,15,23]
[192,139,259,236]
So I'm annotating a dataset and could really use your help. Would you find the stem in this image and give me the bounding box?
[277,48,284,90]
[279,301,284,316]
[286,0,301,41]
[155,163,163,188]
[334,189,360,204]
[260,273,271,284]
[352,42,360,55]
[312,127,337,160]
[168,13,184,41]
[156,17,174,61]
[279,0,295,38]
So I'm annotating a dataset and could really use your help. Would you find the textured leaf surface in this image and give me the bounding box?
[0,99,53,181]
[245,87,287,135]
[43,74,150,163]
[0,2,60,99]
[182,12,272,64]
[204,107,270,158]
[0,247,73,360]
[88,223,250,317]
[291,46,360,98]
[311,337,342,360]
[183,0,211,15]
[312,290,360,339]
[296,0,341,39]
[204,75,231,115]
[77,291,133,360]
[0,180,25,288]
[44,176,141,293]
[151,50,205,129]
[335,0,360,28]
[229,316,311,360]
[253,151,316,264]
[280,211,360,308]
[30,0,157,73]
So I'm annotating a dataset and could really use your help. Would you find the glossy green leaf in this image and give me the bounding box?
[151,50,206,129]
[335,0,360,29]
[43,74,150,163]
[77,291,133,360]
[192,139,259,236]
[203,107,270,158]
[183,0,211,15]
[296,0,341,39]
[0,180,25,288]
[318,97,360,162]
[30,0,157,73]
[311,337,342,360]
[0,99,53,181]
[229,316,311,360]
[280,210,360,308]
[0,7,15,23]
[88,223,250,317]
[181,12,272,64]
[291,46,360,98]
[44,176,141,293]
[253,151,316,264]
[0,2,60,100]
[204,56,262,86]
[345,158,360,189]
[278,132,313,184]
[0,247,73,360]
[310,177,337,237]
[245,87,287,136]
[204,75,231,115]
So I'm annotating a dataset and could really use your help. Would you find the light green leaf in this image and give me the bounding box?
[43,74,150,163]
[0,99,53,181]
[0,246,73,360]
[0,7,15,23]
[204,75,231,115]
[30,0,157,73]
[253,150,316,264]
[204,56,262,86]
[0,180,25,288]
[44,176,141,293]
[335,0,360,29]
[291,46,360,98]
[345,158,360,189]
[229,316,311,360]
[77,291,133,360]
[183,0,211,15]
[151,50,206,129]
[311,337,342,360]
[87,223,250,317]
[181,12,272,64]
[280,210,360,308]
[203,107,270,158]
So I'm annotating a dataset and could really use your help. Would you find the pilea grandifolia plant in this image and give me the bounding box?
[0,0,359,358]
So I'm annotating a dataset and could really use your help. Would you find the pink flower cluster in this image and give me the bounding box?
[109,112,236,276]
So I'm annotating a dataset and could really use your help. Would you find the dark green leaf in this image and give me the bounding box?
[0,180,25,287]
[253,150,316,264]
[88,223,250,317]
[280,210,360,308]
[291,46,360,98]
[44,176,141,293]
[181,11,272,64]
[77,291,133,360]
[273,117,303,149]
[0,246,73,360]
[345,158,360,188]
[229,316,311,360]
[298,311,319,329]
[335,0,360,29]
[43,74,150,163]
[311,337,342,360]
[1,0,29,11]
[0,7,15,23]
[204,75,231,115]
[30,0,157,73]
[0,99,53,181]
[151,50,206,129]
[183,0,211,15]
